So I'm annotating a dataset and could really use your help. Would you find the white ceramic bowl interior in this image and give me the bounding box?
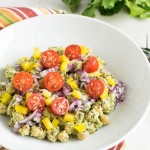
[0,15,150,150]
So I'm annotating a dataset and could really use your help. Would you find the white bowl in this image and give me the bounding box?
[0,15,150,150]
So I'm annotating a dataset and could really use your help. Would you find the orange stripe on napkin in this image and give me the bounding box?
[0,8,22,22]
[0,17,10,27]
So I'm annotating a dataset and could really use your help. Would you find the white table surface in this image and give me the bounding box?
[0,0,150,150]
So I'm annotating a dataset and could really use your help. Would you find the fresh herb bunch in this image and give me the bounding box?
[62,0,150,18]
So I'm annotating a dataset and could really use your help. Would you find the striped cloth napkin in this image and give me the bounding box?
[0,7,125,150]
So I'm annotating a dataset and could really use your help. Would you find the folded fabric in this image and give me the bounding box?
[0,7,65,29]
[0,7,125,150]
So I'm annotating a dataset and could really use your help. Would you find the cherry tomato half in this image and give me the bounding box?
[13,71,33,92]
[50,97,69,115]
[27,93,45,111]
[83,56,99,73]
[44,72,64,92]
[65,44,81,60]
[41,50,59,68]
[86,79,105,99]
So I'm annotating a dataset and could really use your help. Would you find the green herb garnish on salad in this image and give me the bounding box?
[0,44,125,142]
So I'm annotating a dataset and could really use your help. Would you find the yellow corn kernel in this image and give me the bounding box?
[100,87,109,99]
[21,61,34,72]
[60,62,68,72]
[80,45,89,55]
[88,71,102,77]
[64,113,75,122]
[26,92,33,101]
[1,92,11,104]
[42,89,52,98]
[45,98,53,106]
[67,77,78,89]
[74,123,85,133]
[60,54,70,64]
[107,76,116,86]
[52,118,60,127]
[71,90,82,99]
[33,47,41,59]
[15,105,28,115]
[42,118,53,130]
[18,57,28,64]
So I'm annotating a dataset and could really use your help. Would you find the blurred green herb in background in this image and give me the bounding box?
[62,0,150,18]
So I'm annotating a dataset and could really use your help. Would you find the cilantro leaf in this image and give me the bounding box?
[61,0,81,12]
[99,0,124,16]
[125,0,150,18]
[82,0,101,17]
[101,0,121,9]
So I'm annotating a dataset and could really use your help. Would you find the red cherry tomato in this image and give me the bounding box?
[44,72,64,92]
[65,44,81,60]
[50,97,69,115]
[13,71,33,92]
[27,93,45,111]
[41,50,59,68]
[83,56,99,73]
[86,79,105,99]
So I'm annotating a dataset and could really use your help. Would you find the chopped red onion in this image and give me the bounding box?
[13,95,22,106]
[90,99,96,103]
[68,64,76,72]
[27,121,35,126]
[56,91,65,97]
[12,122,20,133]
[62,83,71,96]
[19,111,37,124]
[40,70,49,77]
[32,74,41,79]
[34,78,39,87]
[80,71,90,83]
[110,82,126,105]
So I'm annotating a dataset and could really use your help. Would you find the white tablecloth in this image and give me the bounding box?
[0,1,150,150]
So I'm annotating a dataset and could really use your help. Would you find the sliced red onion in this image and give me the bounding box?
[69,99,82,112]
[47,68,56,72]
[90,99,96,103]
[32,74,41,79]
[110,82,126,105]
[34,78,39,87]
[40,70,49,77]
[80,71,90,83]
[13,95,22,106]
[68,64,76,72]
[15,64,21,70]
[56,91,65,97]
[80,82,87,89]
[33,117,41,123]
[27,121,35,126]
[32,111,42,123]
[19,111,37,124]
[12,122,21,133]
[62,84,72,96]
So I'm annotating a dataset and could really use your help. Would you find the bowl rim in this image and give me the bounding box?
[0,14,150,150]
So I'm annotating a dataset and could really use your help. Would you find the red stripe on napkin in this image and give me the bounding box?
[7,8,27,19]
[14,7,38,18]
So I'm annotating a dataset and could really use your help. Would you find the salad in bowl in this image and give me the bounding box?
[0,44,125,143]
